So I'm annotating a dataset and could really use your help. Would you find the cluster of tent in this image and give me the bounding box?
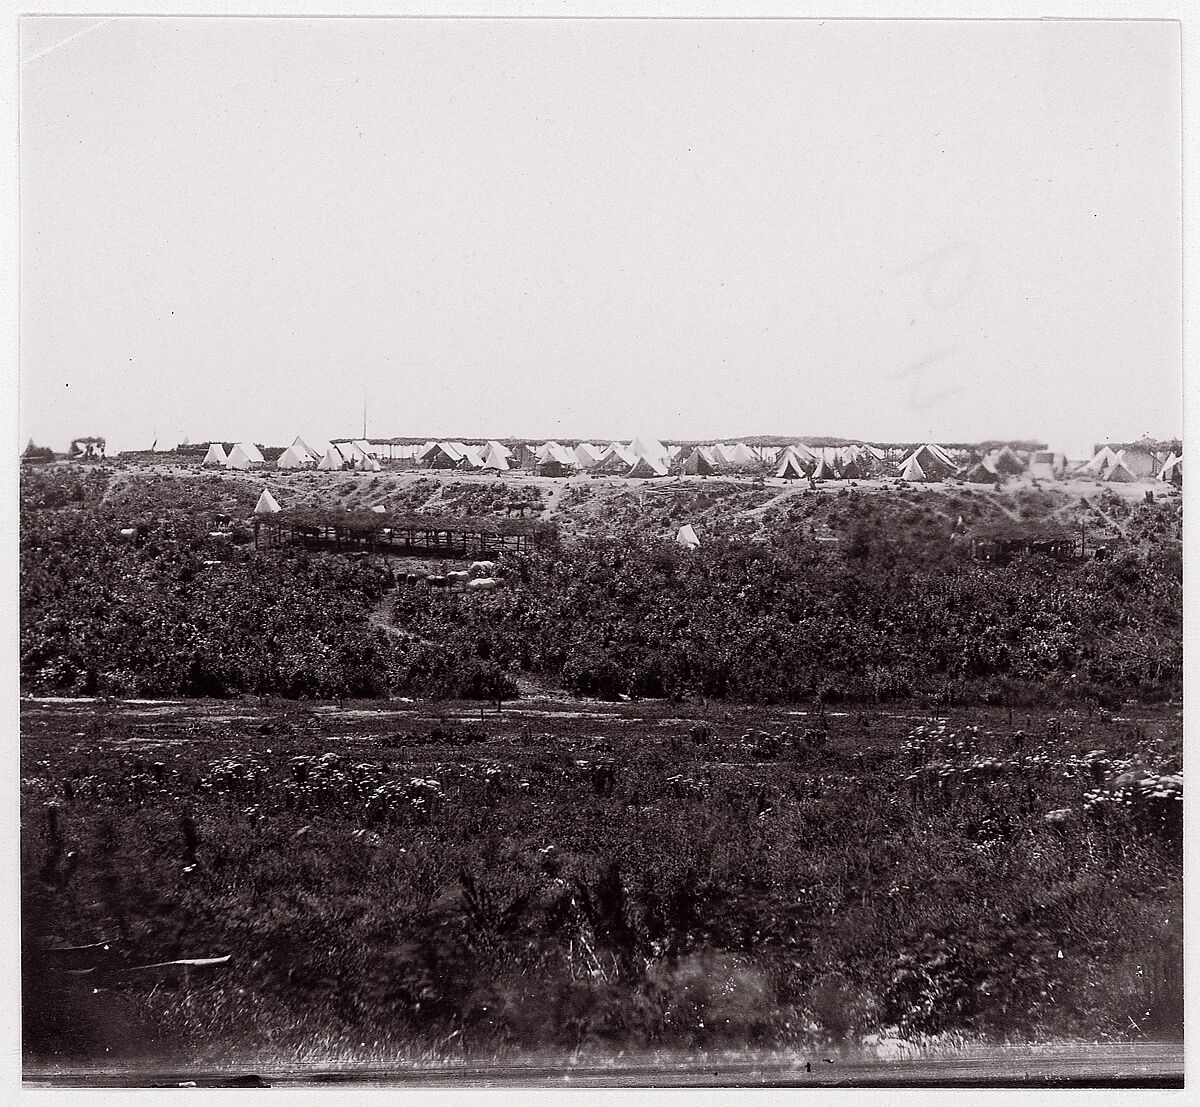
[195,432,1181,487]
[202,437,383,472]
[202,441,265,470]
[1075,444,1183,486]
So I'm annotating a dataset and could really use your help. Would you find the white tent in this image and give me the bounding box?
[726,442,758,469]
[337,440,369,463]
[225,443,263,470]
[627,454,669,478]
[486,440,514,459]
[352,439,377,458]
[276,445,312,469]
[294,437,333,461]
[253,488,282,515]
[675,524,701,548]
[202,443,227,467]
[359,456,382,472]
[481,446,511,471]
[1158,452,1183,482]
[574,443,602,468]
[775,448,807,480]
[899,455,927,482]
[317,446,346,471]
[541,443,578,468]
[1081,446,1121,476]
[234,442,265,464]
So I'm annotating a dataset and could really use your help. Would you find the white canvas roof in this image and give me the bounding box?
[293,437,332,461]
[481,446,511,471]
[726,443,757,468]
[202,443,227,466]
[276,445,311,469]
[486,440,514,459]
[317,446,345,470]
[225,443,262,469]
[627,454,669,478]
[253,488,282,515]
[629,437,667,460]
[900,455,927,481]
[1158,452,1182,481]
[676,524,701,548]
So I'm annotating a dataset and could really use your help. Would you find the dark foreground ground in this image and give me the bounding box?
[24,1041,1185,1088]
[21,695,1183,1082]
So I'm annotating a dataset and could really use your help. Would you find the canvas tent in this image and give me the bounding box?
[1080,446,1121,476]
[253,488,282,515]
[317,446,346,471]
[899,455,928,482]
[678,446,716,476]
[627,454,669,478]
[675,524,701,548]
[594,443,637,473]
[1158,452,1183,485]
[775,449,807,480]
[725,442,758,469]
[481,446,511,471]
[202,443,227,467]
[1104,458,1137,483]
[276,445,312,469]
[963,458,1001,483]
[225,442,265,470]
[574,443,602,468]
[904,445,956,480]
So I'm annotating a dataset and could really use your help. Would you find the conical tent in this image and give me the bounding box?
[254,488,282,515]
[276,445,311,469]
[811,456,834,480]
[359,456,382,472]
[1158,452,1182,483]
[237,442,265,464]
[1083,446,1120,475]
[627,454,668,478]
[629,437,667,461]
[225,443,261,470]
[775,450,806,480]
[989,446,1027,476]
[481,446,510,471]
[486,440,514,459]
[594,443,636,473]
[908,445,955,479]
[1104,459,1137,483]
[900,455,927,481]
[317,446,345,471]
[676,524,701,548]
[202,443,227,466]
[963,458,1001,483]
[726,443,757,469]
[680,447,716,476]
[574,443,602,468]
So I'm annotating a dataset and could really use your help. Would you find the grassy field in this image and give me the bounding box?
[21,695,1182,1068]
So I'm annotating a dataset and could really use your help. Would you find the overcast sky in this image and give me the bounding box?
[19,16,1181,456]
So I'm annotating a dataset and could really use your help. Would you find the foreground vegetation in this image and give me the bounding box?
[20,468,1182,707]
[22,698,1182,1064]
